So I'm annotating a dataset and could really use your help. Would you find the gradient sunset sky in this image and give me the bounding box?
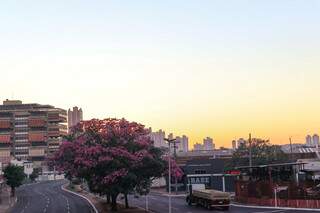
[1,1,320,148]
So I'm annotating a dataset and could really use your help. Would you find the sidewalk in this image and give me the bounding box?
[0,185,16,213]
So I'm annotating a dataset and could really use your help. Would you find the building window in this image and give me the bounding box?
[195,170,207,174]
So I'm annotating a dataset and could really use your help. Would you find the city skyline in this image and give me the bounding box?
[1,1,320,147]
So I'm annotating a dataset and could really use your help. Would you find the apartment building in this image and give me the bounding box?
[0,100,67,167]
[68,106,83,130]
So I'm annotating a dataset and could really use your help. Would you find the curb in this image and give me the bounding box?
[118,199,156,213]
[150,191,187,198]
[61,184,99,213]
[231,203,320,211]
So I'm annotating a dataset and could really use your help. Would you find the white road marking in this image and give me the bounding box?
[254,210,289,213]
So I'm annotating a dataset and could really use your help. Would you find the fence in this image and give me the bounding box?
[236,197,320,209]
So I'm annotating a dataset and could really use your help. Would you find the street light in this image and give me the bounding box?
[164,138,176,213]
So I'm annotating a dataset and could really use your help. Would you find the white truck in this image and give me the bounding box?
[186,184,230,211]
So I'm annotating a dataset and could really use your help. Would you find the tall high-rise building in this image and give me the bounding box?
[306,135,312,146]
[313,134,319,148]
[232,140,237,150]
[68,106,83,130]
[181,135,189,152]
[193,143,203,151]
[0,100,67,167]
[176,136,182,152]
[173,135,189,153]
[203,137,215,150]
[149,129,167,148]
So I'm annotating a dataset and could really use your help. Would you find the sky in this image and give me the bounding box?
[1,0,320,148]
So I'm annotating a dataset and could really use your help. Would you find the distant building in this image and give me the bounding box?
[232,140,237,150]
[11,159,33,178]
[149,129,167,148]
[177,149,234,159]
[68,106,83,130]
[0,100,67,167]
[203,137,214,150]
[305,134,319,147]
[313,134,319,148]
[306,135,312,146]
[175,136,182,152]
[181,135,189,152]
[280,143,317,159]
[149,130,188,152]
[194,143,203,151]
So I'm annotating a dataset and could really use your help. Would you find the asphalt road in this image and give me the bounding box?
[126,193,320,213]
[10,180,95,213]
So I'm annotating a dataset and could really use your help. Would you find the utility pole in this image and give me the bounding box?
[173,140,178,194]
[249,133,252,168]
[164,138,176,213]
[289,137,293,161]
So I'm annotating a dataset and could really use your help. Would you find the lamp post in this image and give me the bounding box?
[164,138,176,213]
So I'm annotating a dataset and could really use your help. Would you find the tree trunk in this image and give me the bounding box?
[11,187,15,197]
[111,194,118,211]
[107,194,111,204]
[124,193,129,208]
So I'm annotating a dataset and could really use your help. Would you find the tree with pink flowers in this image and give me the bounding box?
[51,118,183,211]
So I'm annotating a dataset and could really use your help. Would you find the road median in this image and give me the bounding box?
[63,182,151,213]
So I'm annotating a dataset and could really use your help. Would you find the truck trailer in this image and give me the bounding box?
[186,184,230,210]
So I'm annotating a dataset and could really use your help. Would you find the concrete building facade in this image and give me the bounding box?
[67,106,83,130]
[306,135,312,146]
[203,137,215,150]
[193,143,203,151]
[313,134,319,148]
[305,134,319,147]
[0,100,67,167]
[149,129,167,148]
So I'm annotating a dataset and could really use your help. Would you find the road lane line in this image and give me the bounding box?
[61,184,99,213]
[254,210,289,213]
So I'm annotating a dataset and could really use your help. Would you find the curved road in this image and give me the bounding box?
[11,180,95,213]
[127,193,320,213]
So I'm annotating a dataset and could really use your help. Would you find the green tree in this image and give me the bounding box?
[29,168,40,182]
[52,119,183,211]
[4,165,26,197]
[229,139,288,168]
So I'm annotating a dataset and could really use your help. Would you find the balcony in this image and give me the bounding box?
[29,148,45,157]
[29,118,46,127]
[29,133,46,142]
[48,113,67,123]
[0,149,11,164]
[0,120,12,129]
[0,134,11,144]
[48,126,67,137]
